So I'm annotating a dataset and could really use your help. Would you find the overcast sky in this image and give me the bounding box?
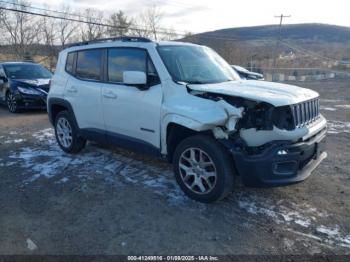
[30,0,349,33]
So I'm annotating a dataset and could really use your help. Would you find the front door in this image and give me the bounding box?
[101,48,163,150]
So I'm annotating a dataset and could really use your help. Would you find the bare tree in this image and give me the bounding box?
[218,41,249,66]
[132,7,163,40]
[56,4,78,47]
[131,17,152,38]
[80,8,105,41]
[160,27,178,41]
[107,11,132,37]
[0,0,40,59]
[39,11,57,69]
[144,7,163,40]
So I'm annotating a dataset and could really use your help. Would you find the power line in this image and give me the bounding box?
[0,0,276,42]
[2,0,348,67]
[0,0,191,34]
[0,6,171,35]
[0,0,84,19]
[0,4,277,43]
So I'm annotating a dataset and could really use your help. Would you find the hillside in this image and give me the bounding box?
[182,23,350,69]
[186,23,350,43]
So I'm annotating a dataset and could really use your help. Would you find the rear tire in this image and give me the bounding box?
[173,135,235,203]
[54,111,86,153]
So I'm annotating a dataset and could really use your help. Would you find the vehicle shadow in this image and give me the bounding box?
[0,104,47,116]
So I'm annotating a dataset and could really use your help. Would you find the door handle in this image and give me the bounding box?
[103,90,117,99]
[67,86,77,93]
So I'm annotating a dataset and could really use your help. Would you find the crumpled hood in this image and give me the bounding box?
[188,80,319,107]
[12,78,50,93]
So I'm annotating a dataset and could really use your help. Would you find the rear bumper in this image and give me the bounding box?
[231,129,327,187]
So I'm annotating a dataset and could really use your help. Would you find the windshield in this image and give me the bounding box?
[157,45,239,84]
[3,64,52,80]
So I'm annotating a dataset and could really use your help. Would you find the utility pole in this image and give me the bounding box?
[272,14,291,80]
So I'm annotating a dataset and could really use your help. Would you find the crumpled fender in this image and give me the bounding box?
[160,95,243,154]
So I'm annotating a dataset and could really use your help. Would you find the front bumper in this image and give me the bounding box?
[15,93,47,109]
[231,129,327,187]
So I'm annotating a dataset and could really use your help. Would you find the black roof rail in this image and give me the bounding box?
[0,60,35,64]
[67,36,152,48]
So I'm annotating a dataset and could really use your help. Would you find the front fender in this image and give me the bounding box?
[160,95,243,154]
[161,113,216,155]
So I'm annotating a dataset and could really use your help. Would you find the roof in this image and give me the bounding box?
[63,38,200,53]
[0,61,37,66]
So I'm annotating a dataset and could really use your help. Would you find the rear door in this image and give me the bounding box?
[101,47,163,150]
[64,49,105,131]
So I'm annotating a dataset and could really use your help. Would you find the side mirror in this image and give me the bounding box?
[123,71,147,87]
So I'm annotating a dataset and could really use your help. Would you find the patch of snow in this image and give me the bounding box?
[32,128,55,143]
[56,177,69,184]
[335,104,350,109]
[4,138,26,144]
[26,238,37,251]
[8,128,187,205]
[327,120,350,134]
[320,106,337,111]
[295,219,311,228]
[4,161,16,166]
[321,99,342,103]
[316,225,350,248]
[317,225,340,237]
[238,194,350,249]
[238,196,313,227]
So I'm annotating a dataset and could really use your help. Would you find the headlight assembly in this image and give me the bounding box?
[17,86,41,95]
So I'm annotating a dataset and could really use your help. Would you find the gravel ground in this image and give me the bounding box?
[0,79,349,255]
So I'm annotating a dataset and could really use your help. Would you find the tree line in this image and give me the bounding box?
[0,0,181,66]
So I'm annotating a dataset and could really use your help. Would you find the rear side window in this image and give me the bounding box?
[76,49,102,81]
[65,52,75,74]
[107,48,147,83]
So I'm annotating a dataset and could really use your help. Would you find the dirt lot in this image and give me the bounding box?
[0,79,349,255]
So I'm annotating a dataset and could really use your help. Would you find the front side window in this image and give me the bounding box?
[108,48,147,83]
[3,64,52,80]
[76,49,102,81]
[157,45,239,84]
[0,66,6,78]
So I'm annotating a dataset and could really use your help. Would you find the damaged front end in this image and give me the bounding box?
[190,89,327,187]
[192,90,305,146]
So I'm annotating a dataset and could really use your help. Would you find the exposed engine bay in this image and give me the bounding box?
[189,89,324,148]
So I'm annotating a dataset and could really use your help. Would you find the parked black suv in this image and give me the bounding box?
[0,62,52,113]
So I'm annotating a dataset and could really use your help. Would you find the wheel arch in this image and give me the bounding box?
[162,114,213,162]
[48,98,79,129]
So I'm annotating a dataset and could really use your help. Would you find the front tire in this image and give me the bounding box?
[54,111,86,153]
[173,135,235,203]
[6,92,19,113]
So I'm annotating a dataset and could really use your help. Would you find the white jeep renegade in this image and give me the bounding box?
[48,37,327,203]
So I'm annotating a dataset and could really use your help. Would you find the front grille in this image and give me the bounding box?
[291,98,320,128]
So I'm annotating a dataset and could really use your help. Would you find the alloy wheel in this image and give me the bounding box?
[178,147,217,194]
[56,117,73,148]
[6,93,17,112]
